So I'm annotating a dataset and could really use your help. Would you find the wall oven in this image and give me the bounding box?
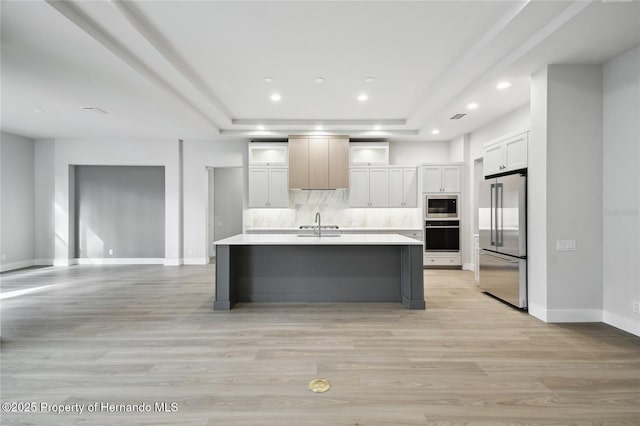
[425,194,459,219]
[425,220,460,252]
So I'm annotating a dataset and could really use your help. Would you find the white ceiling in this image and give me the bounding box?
[1,1,639,142]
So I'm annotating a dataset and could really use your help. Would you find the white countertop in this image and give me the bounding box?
[215,233,423,246]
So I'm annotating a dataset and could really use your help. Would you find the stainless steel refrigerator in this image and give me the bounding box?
[478,172,527,309]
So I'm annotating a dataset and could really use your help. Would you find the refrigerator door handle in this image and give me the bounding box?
[497,183,504,247]
[490,183,495,246]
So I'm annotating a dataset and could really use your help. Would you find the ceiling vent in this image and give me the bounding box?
[450,113,466,120]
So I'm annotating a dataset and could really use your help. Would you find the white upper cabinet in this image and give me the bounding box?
[349,168,370,207]
[248,168,269,207]
[248,143,288,166]
[423,165,461,193]
[349,168,389,207]
[267,168,289,207]
[350,143,389,166]
[441,166,461,192]
[369,168,390,207]
[389,167,417,207]
[248,168,289,208]
[483,131,528,176]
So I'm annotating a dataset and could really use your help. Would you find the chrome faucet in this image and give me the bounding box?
[315,212,321,237]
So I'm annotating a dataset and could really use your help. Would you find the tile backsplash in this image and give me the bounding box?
[245,190,422,229]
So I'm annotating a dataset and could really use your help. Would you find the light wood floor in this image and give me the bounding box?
[1,265,639,425]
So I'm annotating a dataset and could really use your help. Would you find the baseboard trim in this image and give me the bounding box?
[76,258,165,265]
[34,258,54,266]
[53,258,78,267]
[527,302,548,322]
[546,308,602,323]
[163,258,183,266]
[603,311,640,337]
[0,259,35,272]
[183,258,209,265]
[528,305,603,323]
[462,263,475,272]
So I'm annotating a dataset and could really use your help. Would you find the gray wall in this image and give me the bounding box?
[75,166,165,258]
[34,139,55,263]
[602,46,640,335]
[0,131,35,270]
[214,167,243,241]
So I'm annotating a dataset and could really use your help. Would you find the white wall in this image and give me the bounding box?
[389,139,449,164]
[602,46,640,336]
[529,65,604,323]
[0,132,35,271]
[448,135,465,162]
[529,68,549,319]
[34,139,55,263]
[546,65,603,319]
[52,138,181,265]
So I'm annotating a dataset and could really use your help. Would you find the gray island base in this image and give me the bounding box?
[214,234,425,310]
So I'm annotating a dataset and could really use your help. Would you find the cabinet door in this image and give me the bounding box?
[349,168,369,207]
[328,137,349,189]
[504,132,528,171]
[248,168,269,207]
[422,166,442,192]
[441,166,461,192]
[308,138,329,189]
[369,168,389,207]
[268,168,289,207]
[483,143,503,176]
[288,137,308,189]
[403,167,417,207]
[388,168,404,207]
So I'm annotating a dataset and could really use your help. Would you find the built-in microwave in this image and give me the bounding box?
[425,194,459,219]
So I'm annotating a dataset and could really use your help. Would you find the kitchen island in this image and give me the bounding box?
[214,234,425,310]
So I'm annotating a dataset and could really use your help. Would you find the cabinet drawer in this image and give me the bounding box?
[424,253,461,266]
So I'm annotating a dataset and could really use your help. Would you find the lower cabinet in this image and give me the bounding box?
[248,167,289,208]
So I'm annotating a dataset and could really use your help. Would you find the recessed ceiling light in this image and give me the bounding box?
[264,77,274,83]
[466,102,479,110]
[357,94,369,102]
[33,108,45,113]
[496,81,511,90]
[257,125,265,130]
[314,77,325,84]
[374,125,381,131]
[270,93,281,102]
[364,77,375,83]
[315,125,323,130]
[431,129,440,135]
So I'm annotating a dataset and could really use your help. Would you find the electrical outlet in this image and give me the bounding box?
[556,240,576,252]
[188,249,193,256]
[633,300,640,314]
[108,249,113,256]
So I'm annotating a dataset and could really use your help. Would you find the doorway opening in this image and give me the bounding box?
[207,167,243,261]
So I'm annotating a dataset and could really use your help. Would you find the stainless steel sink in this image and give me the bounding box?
[297,224,341,238]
